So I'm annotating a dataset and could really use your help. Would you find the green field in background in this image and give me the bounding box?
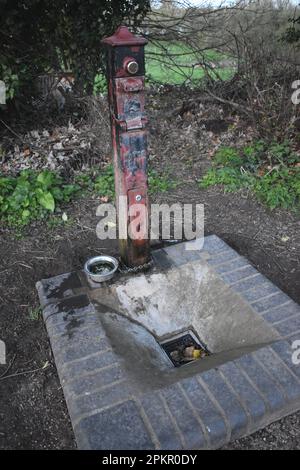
[145,41,234,85]
[94,41,234,92]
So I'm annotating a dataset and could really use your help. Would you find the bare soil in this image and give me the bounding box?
[0,88,299,450]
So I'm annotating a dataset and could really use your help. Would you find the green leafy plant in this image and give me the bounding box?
[254,168,300,210]
[0,164,176,228]
[213,147,243,167]
[28,306,42,321]
[93,74,107,95]
[200,167,245,192]
[199,142,300,210]
[47,212,74,229]
[94,165,115,199]
[0,170,81,227]
[148,169,177,194]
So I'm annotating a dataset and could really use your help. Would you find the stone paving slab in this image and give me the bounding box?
[36,235,300,450]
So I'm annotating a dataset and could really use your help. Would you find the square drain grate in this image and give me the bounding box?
[160,330,210,367]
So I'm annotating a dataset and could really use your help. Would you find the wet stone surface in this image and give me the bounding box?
[37,236,300,450]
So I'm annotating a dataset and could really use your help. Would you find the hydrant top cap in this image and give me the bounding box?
[101,26,147,47]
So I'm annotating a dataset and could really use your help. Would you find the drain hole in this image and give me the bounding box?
[160,330,210,368]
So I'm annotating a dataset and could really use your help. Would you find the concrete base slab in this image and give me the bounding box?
[36,236,300,450]
[90,257,278,356]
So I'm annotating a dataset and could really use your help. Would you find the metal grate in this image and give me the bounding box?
[160,330,210,368]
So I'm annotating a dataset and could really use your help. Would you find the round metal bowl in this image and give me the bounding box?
[84,255,119,283]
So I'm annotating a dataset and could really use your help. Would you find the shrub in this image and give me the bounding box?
[0,0,150,101]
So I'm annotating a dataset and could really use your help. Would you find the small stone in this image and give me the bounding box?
[183,346,195,358]
[170,350,180,362]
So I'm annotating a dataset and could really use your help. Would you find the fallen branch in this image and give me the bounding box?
[204,88,252,117]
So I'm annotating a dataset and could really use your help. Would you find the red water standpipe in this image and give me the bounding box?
[102,26,151,268]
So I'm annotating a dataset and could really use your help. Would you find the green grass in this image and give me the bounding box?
[93,41,234,93]
[145,41,234,85]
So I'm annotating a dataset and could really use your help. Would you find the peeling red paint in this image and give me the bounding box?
[102,26,150,267]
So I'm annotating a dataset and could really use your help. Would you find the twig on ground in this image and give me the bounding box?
[0,261,33,274]
[18,263,33,270]
[76,222,94,232]
[0,119,24,142]
[0,361,50,382]
[0,354,17,379]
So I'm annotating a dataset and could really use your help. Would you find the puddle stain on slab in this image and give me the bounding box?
[90,259,279,355]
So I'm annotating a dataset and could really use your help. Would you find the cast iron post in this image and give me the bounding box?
[102,26,151,268]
